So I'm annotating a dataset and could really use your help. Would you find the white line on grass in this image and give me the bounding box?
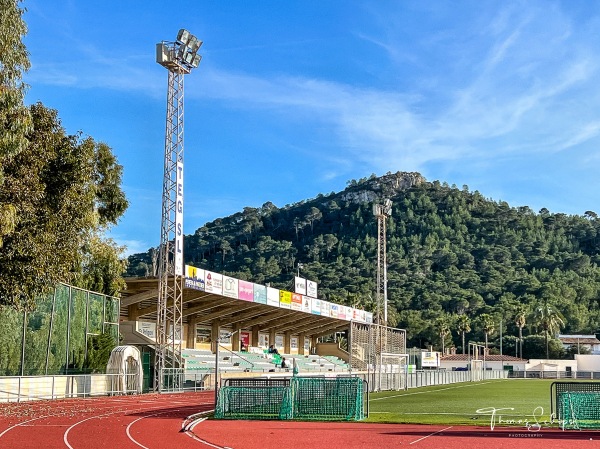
[370,380,506,401]
[409,426,453,445]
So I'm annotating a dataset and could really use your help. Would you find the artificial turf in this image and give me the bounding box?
[365,378,556,426]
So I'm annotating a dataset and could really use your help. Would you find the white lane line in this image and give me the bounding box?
[64,405,186,449]
[409,426,453,445]
[183,415,231,449]
[126,411,171,449]
[370,380,500,401]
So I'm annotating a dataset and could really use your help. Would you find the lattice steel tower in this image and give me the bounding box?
[155,29,202,392]
[373,199,392,326]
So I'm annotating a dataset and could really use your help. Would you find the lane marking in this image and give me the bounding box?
[370,380,501,401]
[409,426,453,445]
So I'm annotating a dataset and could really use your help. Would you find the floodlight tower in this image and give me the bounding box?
[373,199,392,326]
[155,29,202,392]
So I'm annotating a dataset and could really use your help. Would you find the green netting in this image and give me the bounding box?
[215,386,293,420]
[215,377,364,421]
[559,391,600,430]
[291,377,364,421]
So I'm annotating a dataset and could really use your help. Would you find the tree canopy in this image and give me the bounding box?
[0,3,129,309]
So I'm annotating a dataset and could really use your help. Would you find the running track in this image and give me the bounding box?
[1,392,598,448]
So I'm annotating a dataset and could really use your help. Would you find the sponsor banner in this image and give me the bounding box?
[330,303,339,319]
[352,308,360,321]
[253,284,267,304]
[279,290,292,309]
[219,329,233,343]
[345,306,353,321]
[267,287,280,307]
[294,276,307,295]
[366,312,373,324]
[240,331,250,348]
[338,306,346,320]
[291,293,303,311]
[184,265,205,290]
[259,333,269,347]
[421,351,440,368]
[306,280,318,298]
[238,280,254,301]
[205,271,223,294]
[222,275,238,299]
[359,309,366,323]
[304,337,310,351]
[302,295,311,314]
[320,300,330,317]
[137,321,156,341]
[311,298,321,315]
[291,336,298,349]
[175,160,184,276]
[275,334,284,348]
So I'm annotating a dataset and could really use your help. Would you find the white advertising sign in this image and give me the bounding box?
[294,276,307,295]
[137,321,156,341]
[306,280,318,298]
[205,271,223,294]
[266,287,280,307]
[222,275,238,298]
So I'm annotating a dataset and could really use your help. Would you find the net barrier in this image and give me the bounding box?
[215,376,364,421]
[559,391,600,430]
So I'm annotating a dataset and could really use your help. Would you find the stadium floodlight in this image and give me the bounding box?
[191,54,202,68]
[157,29,203,75]
[177,28,190,45]
[155,29,202,393]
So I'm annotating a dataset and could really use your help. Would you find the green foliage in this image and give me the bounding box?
[128,173,600,354]
[0,104,128,308]
[0,0,32,246]
[84,332,115,373]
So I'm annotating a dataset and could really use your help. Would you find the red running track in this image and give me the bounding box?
[1,393,599,449]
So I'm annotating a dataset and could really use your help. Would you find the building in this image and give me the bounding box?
[557,334,600,355]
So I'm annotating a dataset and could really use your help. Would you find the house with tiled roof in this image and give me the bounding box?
[557,334,600,355]
[440,349,527,372]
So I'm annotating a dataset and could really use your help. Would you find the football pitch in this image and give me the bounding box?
[366,379,555,426]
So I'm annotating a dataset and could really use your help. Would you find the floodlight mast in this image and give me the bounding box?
[155,29,202,393]
[373,199,392,327]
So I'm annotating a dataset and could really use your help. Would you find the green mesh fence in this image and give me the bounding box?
[551,381,600,424]
[215,386,293,420]
[291,376,364,421]
[559,391,600,430]
[215,377,364,421]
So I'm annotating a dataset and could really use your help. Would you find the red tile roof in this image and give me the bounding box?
[559,338,600,345]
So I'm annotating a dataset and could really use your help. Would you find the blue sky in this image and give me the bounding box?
[22,1,600,256]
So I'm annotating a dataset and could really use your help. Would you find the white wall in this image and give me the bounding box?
[575,354,600,371]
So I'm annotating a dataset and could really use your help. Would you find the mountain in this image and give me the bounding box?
[126,172,600,352]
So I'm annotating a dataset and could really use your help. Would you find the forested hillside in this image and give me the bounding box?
[127,172,600,356]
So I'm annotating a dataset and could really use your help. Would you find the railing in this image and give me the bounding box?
[509,370,600,379]
[355,369,509,392]
[0,373,141,403]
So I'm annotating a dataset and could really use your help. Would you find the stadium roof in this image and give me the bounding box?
[121,276,352,338]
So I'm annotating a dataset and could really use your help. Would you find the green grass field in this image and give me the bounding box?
[365,379,556,426]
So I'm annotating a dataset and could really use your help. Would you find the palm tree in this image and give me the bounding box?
[534,300,565,359]
[456,314,471,355]
[479,313,495,354]
[514,305,527,359]
[435,316,451,355]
